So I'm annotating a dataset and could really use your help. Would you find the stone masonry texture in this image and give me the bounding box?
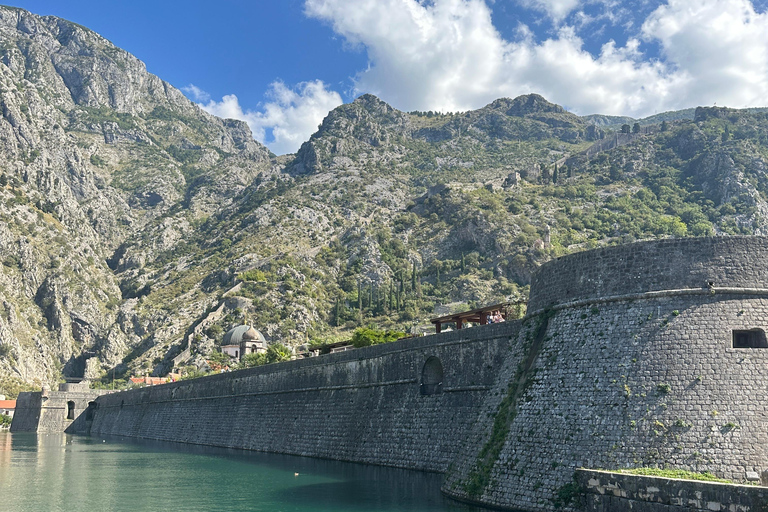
[576,469,768,512]
[84,236,768,512]
[89,323,517,472]
[443,236,768,511]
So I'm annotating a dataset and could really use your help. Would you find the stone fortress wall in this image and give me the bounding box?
[12,382,104,434]
[88,322,517,473]
[34,236,768,512]
[443,236,768,511]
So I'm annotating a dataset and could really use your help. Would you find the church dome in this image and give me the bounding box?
[243,326,265,342]
[223,325,266,345]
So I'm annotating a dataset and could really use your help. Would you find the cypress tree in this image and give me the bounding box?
[411,261,417,291]
[552,164,559,184]
[368,285,373,312]
[461,253,466,273]
[357,281,362,314]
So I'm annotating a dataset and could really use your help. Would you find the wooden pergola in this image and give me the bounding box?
[430,301,526,333]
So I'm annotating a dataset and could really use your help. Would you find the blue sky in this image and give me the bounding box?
[8,1,768,154]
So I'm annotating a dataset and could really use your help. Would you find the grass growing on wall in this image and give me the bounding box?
[462,309,553,498]
[614,468,732,483]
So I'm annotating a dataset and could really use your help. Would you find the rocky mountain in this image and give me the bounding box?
[2,5,768,394]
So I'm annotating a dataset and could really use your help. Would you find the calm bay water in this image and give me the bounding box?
[0,432,487,512]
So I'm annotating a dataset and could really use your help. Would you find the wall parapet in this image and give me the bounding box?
[526,286,768,317]
[576,469,768,512]
[529,236,768,312]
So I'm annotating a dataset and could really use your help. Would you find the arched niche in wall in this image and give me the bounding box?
[66,401,75,420]
[421,356,443,396]
[85,401,97,421]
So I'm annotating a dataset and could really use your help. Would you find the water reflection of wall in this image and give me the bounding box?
[2,433,471,512]
[0,433,10,467]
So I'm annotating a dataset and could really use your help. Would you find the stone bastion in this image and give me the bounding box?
[444,235,768,511]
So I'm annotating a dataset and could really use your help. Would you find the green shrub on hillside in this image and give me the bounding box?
[351,327,407,347]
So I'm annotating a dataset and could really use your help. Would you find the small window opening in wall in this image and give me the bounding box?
[66,400,75,420]
[421,356,443,396]
[732,329,768,348]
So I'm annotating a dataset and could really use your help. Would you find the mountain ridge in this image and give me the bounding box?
[2,5,768,393]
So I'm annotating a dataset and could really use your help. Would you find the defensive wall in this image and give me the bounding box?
[12,382,104,434]
[31,236,768,512]
[443,236,768,511]
[88,322,517,472]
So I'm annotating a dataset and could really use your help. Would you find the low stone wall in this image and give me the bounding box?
[576,469,768,512]
[89,321,519,472]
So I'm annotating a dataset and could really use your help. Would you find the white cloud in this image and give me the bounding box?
[518,0,582,22]
[304,0,768,117]
[199,80,342,155]
[181,84,210,103]
[642,0,768,109]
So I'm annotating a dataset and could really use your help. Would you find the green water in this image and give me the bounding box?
[0,432,486,512]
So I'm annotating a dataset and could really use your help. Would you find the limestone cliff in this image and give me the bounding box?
[3,6,768,393]
[0,5,271,391]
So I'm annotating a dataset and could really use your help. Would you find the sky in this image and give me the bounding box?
[8,0,768,154]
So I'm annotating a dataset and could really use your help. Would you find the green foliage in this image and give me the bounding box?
[179,367,209,381]
[207,351,232,365]
[552,481,582,509]
[351,327,406,348]
[238,343,292,369]
[89,153,106,167]
[238,269,267,282]
[90,376,142,390]
[0,376,36,399]
[0,413,11,427]
[206,324,224,341]
[464,311,552,497]
[265,343,290,363]
[240,352,267,368]
[25,85,768,379]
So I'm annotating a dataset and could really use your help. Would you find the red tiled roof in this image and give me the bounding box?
[129,377,168,385]
[0,400,16,409]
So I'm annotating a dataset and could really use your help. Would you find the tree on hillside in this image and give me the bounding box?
[351,327,406,348]
[632,123,641,134]
[621,124,631,134]
[240,352,267,368]
[266,344,292,363]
